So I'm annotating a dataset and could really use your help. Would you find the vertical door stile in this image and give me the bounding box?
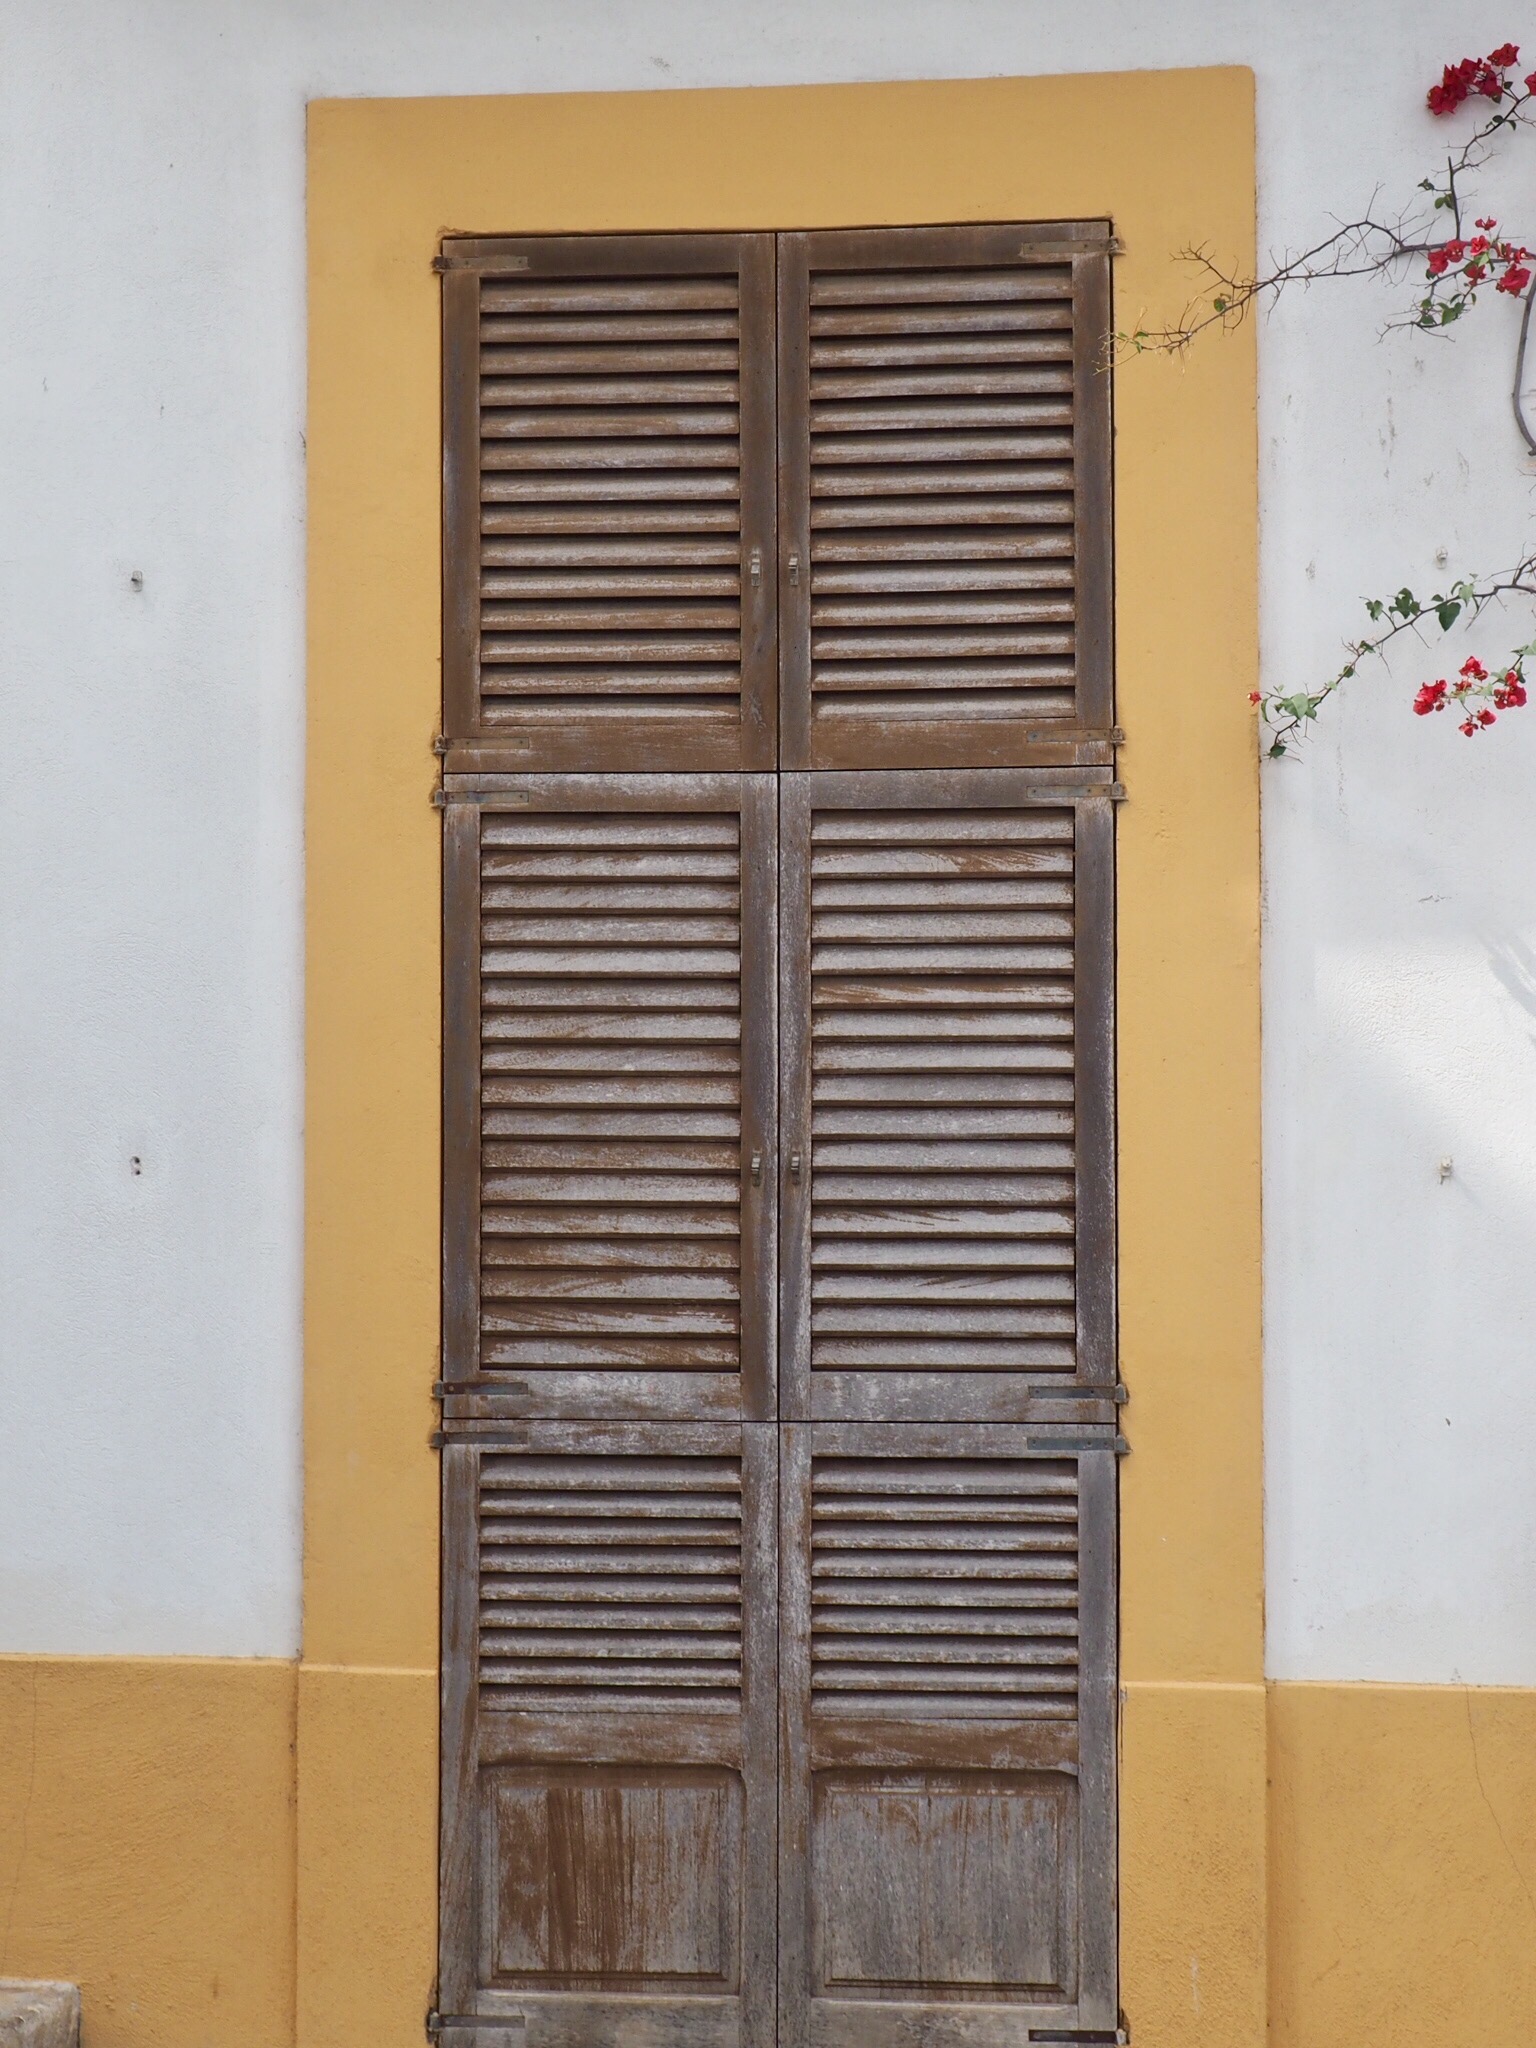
[1069,249,1114,738]
[739,237,781,769]
[776,1423,813,2048]
[777,774,813,1419]
[441,264,483,744]
[741,1421,783,2048]
[776,237,812,769]
[1073,790,1118,1393]
[438,1440,481,2021]
[1074,1443,1120,2031]
[443,795,484,1388]
[739,775,780,1420]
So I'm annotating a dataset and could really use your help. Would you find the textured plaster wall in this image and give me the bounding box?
[1,0,1533,1674]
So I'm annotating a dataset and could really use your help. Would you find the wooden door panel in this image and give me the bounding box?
[444,775,777,1423]
[778,224,1113,771]
[439,1423,778,2048]
[780,770,1116,1425]
[442,233,778,774]
[779,1425,1117,2048]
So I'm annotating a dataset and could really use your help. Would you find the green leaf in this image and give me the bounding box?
[1437,601,1462,631]
[1212,295,1228,313]
[1365,598,1385,620]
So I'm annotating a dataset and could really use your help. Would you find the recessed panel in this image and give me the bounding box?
[483,1765,743,1990]
[812,1769,1077,2000]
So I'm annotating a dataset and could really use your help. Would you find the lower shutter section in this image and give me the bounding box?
[439,1424,778,2048]
[778,1425,1117,2048]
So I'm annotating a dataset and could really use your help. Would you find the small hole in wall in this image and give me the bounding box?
[130,1156,142,1176]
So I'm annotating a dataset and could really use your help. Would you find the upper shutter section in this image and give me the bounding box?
[778,223,1113,770]
[442,235,777,772]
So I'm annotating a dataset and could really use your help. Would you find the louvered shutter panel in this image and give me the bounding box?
[443,776,777,1424]
[779,1424,1117,2048]
[780,770,1116,1424]
[440,1422,777,2048]
[443,235,777,771]
[778,224,1113,769]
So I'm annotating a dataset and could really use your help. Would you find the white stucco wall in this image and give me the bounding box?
[1,0,1532,1675]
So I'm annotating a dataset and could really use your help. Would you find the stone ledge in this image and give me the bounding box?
[0,1983,80,2048]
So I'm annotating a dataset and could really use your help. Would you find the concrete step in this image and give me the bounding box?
[0,1984,79,2048]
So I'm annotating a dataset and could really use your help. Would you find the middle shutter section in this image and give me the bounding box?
[779,771,1116,1424]
[443,775,778,1425]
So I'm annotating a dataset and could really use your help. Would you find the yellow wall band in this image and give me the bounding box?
[3,1665,1533,2046]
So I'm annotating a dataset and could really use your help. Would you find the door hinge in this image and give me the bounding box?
[428,2014,526,2041]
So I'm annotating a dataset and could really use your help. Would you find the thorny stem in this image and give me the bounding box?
[1117,66,1536,750]
[1115,84,1536,357]
[1513,281,1536,452]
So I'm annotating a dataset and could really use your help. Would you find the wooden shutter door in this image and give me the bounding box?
[439,222,1121,2048]
[777,769,1119,2046]
[442,233,777,773]
[437,774,779,2042]
[778,224,1112,770]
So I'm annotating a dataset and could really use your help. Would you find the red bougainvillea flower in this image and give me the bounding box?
[1428,58,1479,113]
[1427,248,1452,276]
[1493,672,1529,709]
[1527,70,1536,91]
[1414,681,1449,715]
[1476,216,1500,231]
[1460,717,1479,734]
[1497,263,1532,294]
[1429,47,1521,111]
[1460,657,1489,681]
[1248,691,1263,705]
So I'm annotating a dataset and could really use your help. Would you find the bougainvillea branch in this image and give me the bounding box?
[1122,41,1536,752]
[1254,559,1536,755]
